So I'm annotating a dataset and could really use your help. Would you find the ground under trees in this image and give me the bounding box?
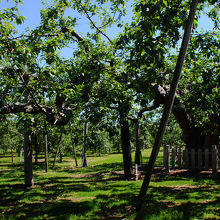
[0,150,219,219]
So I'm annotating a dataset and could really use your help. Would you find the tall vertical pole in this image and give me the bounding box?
[136,0,199,211]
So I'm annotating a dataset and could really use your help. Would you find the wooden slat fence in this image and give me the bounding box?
[163,145,219,173]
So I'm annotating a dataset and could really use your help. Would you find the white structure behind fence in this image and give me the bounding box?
[163,145,219,172]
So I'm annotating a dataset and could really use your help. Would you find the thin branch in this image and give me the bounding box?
[127,102,160,122]
[76,0,113,44]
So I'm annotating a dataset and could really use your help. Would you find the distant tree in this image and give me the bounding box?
[0,117,23,156]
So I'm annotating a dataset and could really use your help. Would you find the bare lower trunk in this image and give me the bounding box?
[120,117,132,180]
[24,132,34,188]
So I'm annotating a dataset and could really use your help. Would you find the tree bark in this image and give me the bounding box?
[24,132,34,188]
[59,147,63,163]
[0,103,72,125]
[72,142,78,167]
[120,116,132,180]
[136,0,198,211]
[153,85,219,150]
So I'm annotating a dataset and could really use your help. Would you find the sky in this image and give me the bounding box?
[0,0,215,59]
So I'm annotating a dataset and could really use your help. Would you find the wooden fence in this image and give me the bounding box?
[163,145,219,172]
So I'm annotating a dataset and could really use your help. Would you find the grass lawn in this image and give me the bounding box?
[0,149,219,220]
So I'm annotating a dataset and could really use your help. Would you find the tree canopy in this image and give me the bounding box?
[0,0,219,147]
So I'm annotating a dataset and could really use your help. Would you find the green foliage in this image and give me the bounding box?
[178,31,220,134]
[0,117,23,153]
[0,0,219,155]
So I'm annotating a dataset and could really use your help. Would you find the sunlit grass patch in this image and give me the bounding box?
[0,150,219,220]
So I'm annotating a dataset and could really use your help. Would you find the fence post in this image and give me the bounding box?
[212,145,218,173]
[178,146,182,168]
[163,145,170,173]
[198,148,202,169]
[20,148,23,162]
[191,148,195,169]
[205,148,209,170]
[135,163,141,180]
[171,146,176,169]
[184,148,189,168]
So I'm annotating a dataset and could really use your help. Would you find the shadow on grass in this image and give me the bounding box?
[151,168,220,185]
[0,177,138,219]
[55,161,124,175]
[136,197,220,220]
[1,157,220,219]
[3,199,94,220]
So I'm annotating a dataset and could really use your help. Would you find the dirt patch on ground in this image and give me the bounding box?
[148,167,220,179]
[67,167,220,182]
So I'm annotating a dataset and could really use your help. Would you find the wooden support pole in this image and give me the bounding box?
[136,0,198,211]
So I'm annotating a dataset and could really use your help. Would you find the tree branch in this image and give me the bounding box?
[76,0,113,44]
[0,103,73,125]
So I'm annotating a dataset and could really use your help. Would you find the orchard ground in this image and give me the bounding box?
[0,149,219,220]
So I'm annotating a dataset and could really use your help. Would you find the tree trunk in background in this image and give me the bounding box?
[172,106,219,150]
[59,147,62,163]
[34,131,39,165]
[82,122,88,167]
[11,147,14,163]
[72,142,78,167]
[44,134,48,172]
[69,124,78,167]
[24,132,34,188]
[120,116,132,180]
[154,87,219,150]
[135,120,141,165]
[52,130,63,168]
[136,0,198,211]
